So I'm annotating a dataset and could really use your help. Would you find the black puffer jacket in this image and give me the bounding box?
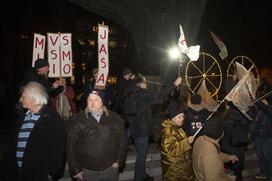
[66,109,125,176]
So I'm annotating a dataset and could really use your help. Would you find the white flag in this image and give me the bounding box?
[225,63,254,119]
[178,25,200,61]
[178,25,188,52]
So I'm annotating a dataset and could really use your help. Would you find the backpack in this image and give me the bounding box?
[122,92,137,116]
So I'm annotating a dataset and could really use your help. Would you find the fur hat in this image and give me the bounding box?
[34,58,49,69]
[202,119,224,140]
[167,99,185,119]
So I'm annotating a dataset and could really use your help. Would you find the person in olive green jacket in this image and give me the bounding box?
[160,99,195,181]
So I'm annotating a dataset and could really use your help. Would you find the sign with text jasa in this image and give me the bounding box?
[95,24,109,89]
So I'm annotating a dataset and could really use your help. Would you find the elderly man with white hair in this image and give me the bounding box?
[4,81,66,181]
[66,90,125,181]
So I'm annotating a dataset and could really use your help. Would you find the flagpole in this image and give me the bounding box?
[254,90,272,103]
[206,97,227,121]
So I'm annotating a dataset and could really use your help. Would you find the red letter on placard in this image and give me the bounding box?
[99,44,107,54]
[52,64,56,74]
[63,64,71,74]
[50,50,58,59]
[62,35,69,45]
[100,30,107,39]
[100,57,107,68]
[49,35,59,46]
[35,38,44,49]
[62,51,71,60]
[96,74,105,84]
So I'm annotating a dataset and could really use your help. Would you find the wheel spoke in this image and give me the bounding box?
[206,74,221,77]
[192,78,204,93]
[191,62,203,74]
[203,54,206,74]
[206,78,218,91]
[205,61,216,74]
[188,75,203,79]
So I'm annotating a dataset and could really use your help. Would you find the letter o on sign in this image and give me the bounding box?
[63,64,71,74]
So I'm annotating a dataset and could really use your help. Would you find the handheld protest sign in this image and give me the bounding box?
[95,24,109,89]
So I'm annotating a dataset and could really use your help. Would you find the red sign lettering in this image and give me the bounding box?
[62,35,69,45]
[52,64,56,74]
[63,64,71,74]
[96,74,105,84]
[49,35,59,46]
[50,50,58,59]
[99,44,107,54]
[99,30,107,39]
[62,50,71,60]
[100,57,107,68]
[35,37,44,49]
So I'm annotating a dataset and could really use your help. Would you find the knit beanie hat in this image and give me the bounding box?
[89,89,105,104]
[34,58,49,69]
[167,99,185,119]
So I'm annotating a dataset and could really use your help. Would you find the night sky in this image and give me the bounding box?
[198,0,271,68]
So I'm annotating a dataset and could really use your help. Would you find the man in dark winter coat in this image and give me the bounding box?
[126,77,182,181]
[66,90,125,181]
[3,82,66,181]
[19,58,64,98]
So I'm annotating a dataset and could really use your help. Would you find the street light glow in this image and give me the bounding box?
[168,47,181,60]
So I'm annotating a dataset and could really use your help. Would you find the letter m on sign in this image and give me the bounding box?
[32,33,46,67]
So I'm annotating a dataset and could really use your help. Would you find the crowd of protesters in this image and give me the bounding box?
[1,58,272,181]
